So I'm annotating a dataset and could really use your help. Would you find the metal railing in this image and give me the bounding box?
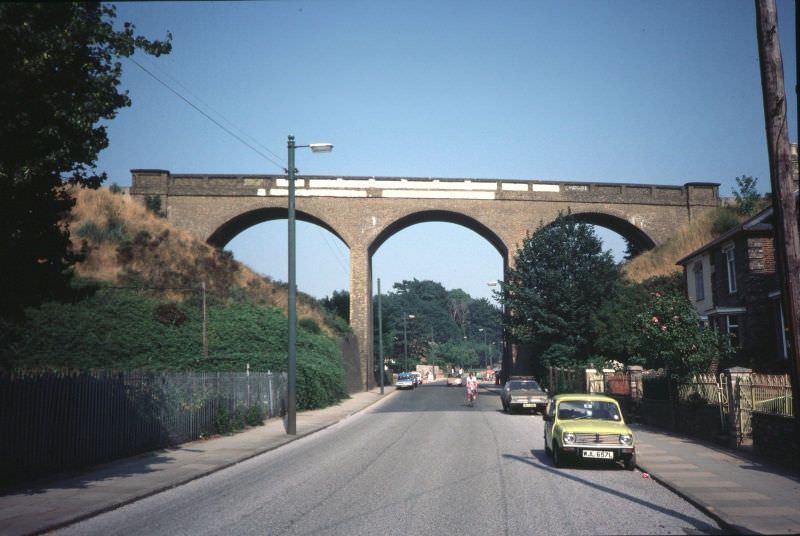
[0,369,287,485]
[748,374,793,417]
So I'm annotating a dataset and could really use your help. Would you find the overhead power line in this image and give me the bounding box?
[127,57,286,172]
[131,56,287,166]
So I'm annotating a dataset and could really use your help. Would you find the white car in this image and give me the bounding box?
[396,373,416,390]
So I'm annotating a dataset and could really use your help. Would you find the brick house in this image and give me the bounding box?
[677,206,791,372]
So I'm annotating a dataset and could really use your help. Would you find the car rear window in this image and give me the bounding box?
[508,381,541,390]
[557,400,621,421]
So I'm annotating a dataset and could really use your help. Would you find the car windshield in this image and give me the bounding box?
[399,374,411,380]
[508,380,541,390]
[557,400,621,421]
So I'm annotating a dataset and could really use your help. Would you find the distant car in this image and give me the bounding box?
[410,371,422,386]
[446,373,463,386]
[396,373,416,390]
[543,393,636,470]
[501,378,548,414]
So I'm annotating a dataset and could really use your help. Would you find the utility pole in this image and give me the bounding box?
[202,281,208,358]
[755,0,800,441]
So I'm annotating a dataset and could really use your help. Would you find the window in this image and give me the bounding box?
[693,262,704,301]
[723,245,737,293]
[774,299,789,360]
[726,315,740,347]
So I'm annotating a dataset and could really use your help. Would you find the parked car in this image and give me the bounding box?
[410,371,422,386]
[500,377,548,414]
[396,373,416,390]
[543,394,636,470]
[446,373,463,386]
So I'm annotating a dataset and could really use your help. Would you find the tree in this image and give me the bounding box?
[0,3,171,319]
[320,290,349,323]
[500,213,619,376]
[592,273,685,366]
[447,288,471,337]
[732,175,763,216]
[372,279,500,369]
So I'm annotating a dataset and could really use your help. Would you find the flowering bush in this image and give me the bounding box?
[637,291,725,379]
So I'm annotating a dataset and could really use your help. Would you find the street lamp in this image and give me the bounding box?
[478,328,487,367]
[377,278,385,395]
[286,134,333,436]
[403,313,415,372]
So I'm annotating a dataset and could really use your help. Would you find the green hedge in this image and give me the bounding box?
[2,288,348,410]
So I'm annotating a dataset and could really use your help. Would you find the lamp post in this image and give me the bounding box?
[286,135,333,436]
[403,313,415,372]
[377,278,384,395]
[479,328,487,367]
[488,280,506,383]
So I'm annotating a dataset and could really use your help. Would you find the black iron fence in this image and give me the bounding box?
[0,369,286,487]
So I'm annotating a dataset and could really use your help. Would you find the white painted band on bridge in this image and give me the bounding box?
[381,190,496,200]
[269,189,368,198]
[273,177,559,195]
[531,184,560,192]
[309,178,498,191]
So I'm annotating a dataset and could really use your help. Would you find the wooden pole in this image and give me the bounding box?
[202,281,208,358]
[754,0,800,441]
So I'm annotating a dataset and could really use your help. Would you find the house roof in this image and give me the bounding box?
[676,205,774,266]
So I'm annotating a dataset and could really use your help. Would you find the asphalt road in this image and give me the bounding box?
[57,384,722,536]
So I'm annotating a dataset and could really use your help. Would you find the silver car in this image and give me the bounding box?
[501,378,548,413]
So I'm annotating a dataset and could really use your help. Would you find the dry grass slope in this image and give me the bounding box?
[68,186,334,334]
[622,206,747,283]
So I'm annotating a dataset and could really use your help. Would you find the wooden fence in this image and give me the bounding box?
[0,370,286,487]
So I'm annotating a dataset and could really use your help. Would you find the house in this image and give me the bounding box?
[677,144,798,372]
[677,206,791,372]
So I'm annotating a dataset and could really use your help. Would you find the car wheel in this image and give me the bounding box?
[623,453,636,471]
[553,443,566,468]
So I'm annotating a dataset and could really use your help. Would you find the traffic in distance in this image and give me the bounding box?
[401,371,637,471]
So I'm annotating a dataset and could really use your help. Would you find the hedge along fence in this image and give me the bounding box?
[0,369,286,487]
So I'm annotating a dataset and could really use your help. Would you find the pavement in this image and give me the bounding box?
[632,423,800,535]
[1,382,799,536]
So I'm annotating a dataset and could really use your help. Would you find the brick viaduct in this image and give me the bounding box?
[131,170,720,391]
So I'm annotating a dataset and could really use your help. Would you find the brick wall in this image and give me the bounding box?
[751,413,799,470]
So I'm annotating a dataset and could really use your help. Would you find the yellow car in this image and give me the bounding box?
[543,393,636,470]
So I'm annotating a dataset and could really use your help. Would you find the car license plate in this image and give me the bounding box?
[523,403,535,408]
[582,450,614,459]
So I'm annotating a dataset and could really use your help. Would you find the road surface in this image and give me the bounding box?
[57,383,722,535]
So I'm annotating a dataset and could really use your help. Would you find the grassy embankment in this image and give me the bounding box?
[622,204,749,283]
[3,187,348,409]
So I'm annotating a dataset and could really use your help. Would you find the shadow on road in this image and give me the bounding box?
[503,451,724,534]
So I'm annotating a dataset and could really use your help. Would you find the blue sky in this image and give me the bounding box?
[99,0,797,302]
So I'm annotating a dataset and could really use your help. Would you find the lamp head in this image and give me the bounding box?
[309,143,334,153]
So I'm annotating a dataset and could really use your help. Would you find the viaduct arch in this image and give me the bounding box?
[131,170,719,391]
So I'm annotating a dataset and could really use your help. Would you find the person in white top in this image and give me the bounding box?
[465,372,478,406]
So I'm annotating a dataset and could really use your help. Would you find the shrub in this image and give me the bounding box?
[711,208,740,235]
[144,194,163,216]
[245,404,265,426]
[299,317,321,335]
[109,183,123,194]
